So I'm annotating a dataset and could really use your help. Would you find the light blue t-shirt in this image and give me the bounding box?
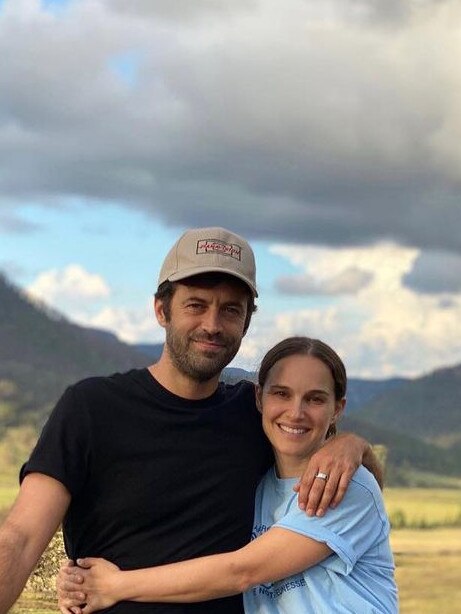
[243,465,398,613]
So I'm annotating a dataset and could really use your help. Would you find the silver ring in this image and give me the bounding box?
[315,471,328,481]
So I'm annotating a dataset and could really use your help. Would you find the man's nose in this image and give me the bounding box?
[201,308,223,334]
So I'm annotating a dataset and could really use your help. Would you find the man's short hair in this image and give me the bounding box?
[155,273,257,334]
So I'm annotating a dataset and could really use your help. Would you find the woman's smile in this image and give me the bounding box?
[277,423,309,436]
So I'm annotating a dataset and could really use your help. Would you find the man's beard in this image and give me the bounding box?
[165,327,241,383]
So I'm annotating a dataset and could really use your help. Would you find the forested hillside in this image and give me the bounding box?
[354,363,461,447]
[0,273,151,427]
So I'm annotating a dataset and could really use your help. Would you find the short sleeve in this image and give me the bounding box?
[20,384,92,497]
[274,468,389,575]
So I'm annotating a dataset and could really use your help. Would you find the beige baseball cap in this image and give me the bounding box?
[158,227,257,297]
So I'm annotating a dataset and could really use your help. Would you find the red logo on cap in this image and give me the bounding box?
[196,239,241,261]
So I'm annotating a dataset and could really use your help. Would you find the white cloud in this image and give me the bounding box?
[18,244,461,377]
[244,243,461,378]
[85,304,163,344]
[27,264,164,343]
[26,265,164,344]
[27,264,110,305]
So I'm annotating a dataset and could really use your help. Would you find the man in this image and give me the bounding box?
[0,227,377,614]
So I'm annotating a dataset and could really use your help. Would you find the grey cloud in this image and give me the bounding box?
[438,297,456,309]
[105,0,432,27]
[1,0,460,252]
[403,251,461,294]
[276,267,373,296]
[342,0,410,26]
[0,212,40,234]
[104,0,257,22]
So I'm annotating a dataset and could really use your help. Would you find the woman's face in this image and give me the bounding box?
[257,354,345,474]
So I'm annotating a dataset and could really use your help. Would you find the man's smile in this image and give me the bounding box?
[192,337,227,351]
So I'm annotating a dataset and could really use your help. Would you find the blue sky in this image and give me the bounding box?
[1,0,461,378]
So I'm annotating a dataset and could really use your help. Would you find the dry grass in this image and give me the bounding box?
[0,470,18,514]
[391,528,461,613]
[10,593,57,614]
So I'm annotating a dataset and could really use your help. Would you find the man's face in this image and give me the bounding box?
[157,280,249,382]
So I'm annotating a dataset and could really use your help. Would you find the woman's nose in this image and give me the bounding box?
[287,400,304,418]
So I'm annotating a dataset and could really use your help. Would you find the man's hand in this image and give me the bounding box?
[295,433,378,517]
[57,557,122,614]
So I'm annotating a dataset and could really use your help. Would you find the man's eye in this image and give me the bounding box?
[226,306,242,316]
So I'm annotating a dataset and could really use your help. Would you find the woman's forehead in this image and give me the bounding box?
[265,354,334,388]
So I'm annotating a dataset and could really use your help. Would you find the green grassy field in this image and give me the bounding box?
[2,477,460,613]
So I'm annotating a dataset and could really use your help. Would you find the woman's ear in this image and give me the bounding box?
[332,398,346,423]
[255,384,263,414]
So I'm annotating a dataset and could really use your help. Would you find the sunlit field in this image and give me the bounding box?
[391,528,461,613]
[0,470,18,512]
[384,487,461,528]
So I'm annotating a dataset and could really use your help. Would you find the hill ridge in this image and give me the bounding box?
[1,271,460,483]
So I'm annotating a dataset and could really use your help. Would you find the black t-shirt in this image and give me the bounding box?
[21,369,273,613]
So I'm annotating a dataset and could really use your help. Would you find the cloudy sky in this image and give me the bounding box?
[1,0,461,378]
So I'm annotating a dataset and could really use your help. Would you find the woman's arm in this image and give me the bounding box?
[58,527,332,613]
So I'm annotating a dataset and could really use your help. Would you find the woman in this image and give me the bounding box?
[59,337,398,613]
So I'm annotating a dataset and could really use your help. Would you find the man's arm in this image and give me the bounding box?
[0,473,70,614]
[295,433,382,517]
[362,443,384,488]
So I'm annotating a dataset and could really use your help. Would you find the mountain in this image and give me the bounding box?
[0,273,149,427]
[354,363,461,448]
[134,343,164,361]
[1,271,460,484]
[343,378,405,412]
[340,416,460,480]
